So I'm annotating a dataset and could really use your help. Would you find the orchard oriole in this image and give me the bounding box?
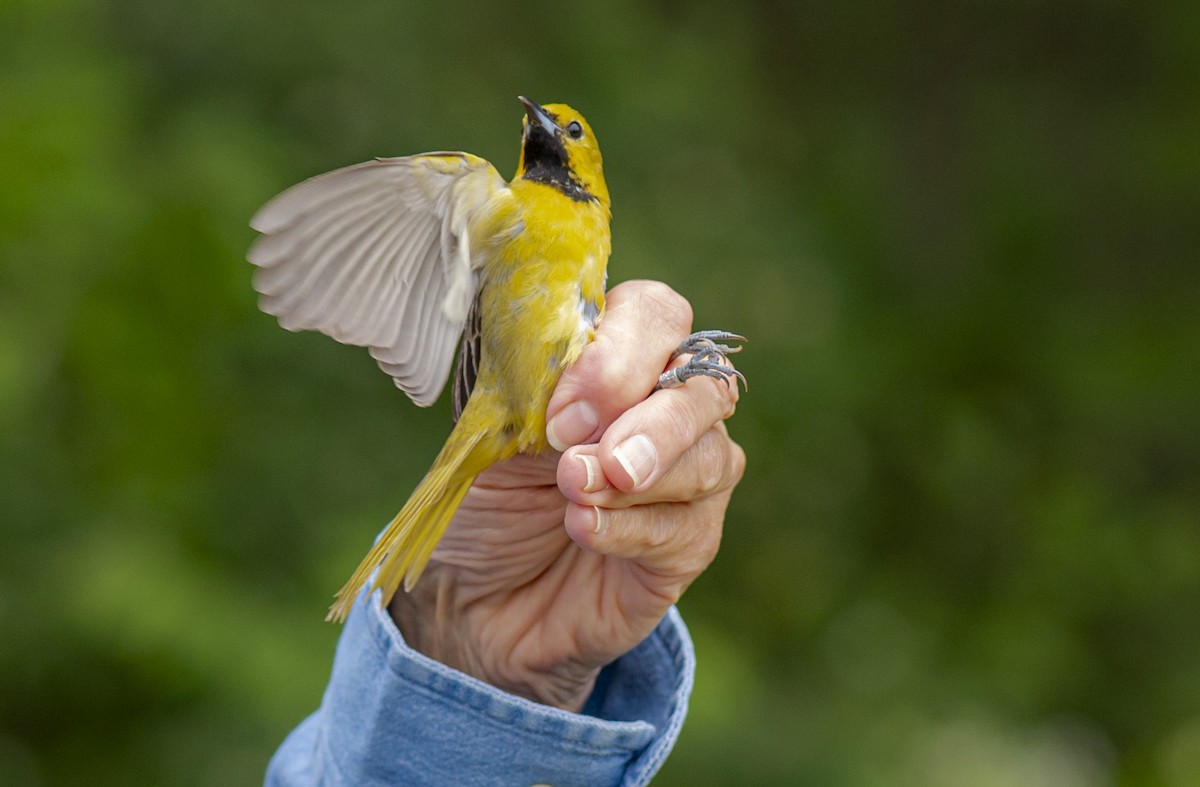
[248,98,742,622]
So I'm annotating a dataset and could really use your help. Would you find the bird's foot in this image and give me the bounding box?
[655,330,747,392]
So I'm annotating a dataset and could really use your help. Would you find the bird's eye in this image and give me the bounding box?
[566,121,584,139]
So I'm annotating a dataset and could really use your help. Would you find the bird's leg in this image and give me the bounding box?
[655,330,747,392]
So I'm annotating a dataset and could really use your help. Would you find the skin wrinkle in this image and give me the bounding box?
[627,560,689,609]
[480,555,603,710]
[471,456,560,488]
[411,563,600,710]
[458,493,562,519]
[435,517,556,554]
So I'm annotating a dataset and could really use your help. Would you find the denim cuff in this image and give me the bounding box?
[267,588,694,787]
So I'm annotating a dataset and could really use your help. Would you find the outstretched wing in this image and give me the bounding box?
[247,153,508,407]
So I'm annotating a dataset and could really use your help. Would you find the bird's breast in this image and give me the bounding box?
[473,186,610,450]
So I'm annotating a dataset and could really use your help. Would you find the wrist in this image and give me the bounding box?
[388,580,601,712]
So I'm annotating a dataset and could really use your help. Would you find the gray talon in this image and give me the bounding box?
[669,330,747,362]
[656,330,747,392]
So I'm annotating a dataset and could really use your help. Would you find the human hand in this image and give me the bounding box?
[388,280,745,711]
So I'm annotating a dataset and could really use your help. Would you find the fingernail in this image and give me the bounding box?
[577,454,607,493]
[592,505,605,535]
[612,434,657,488]
[547,401,599,452]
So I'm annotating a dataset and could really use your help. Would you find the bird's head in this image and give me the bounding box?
[516,97,610,207]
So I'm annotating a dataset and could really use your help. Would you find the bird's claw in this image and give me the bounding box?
[669,330,746,360]
[655,331,747,392]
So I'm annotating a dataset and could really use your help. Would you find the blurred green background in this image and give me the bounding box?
[2,0,1198,784]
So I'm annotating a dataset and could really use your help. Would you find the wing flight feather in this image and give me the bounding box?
[248,154,509,407]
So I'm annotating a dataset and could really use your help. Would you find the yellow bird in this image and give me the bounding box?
[248,97,741,622]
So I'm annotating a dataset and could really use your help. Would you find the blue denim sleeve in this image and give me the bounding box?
[265,588,695,787]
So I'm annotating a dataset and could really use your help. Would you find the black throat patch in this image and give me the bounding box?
[521,124,596,203]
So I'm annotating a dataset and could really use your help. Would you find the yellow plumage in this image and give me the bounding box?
[248,98,611,622]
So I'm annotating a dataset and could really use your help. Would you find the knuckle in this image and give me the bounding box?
[728,438,747,485]
[636,281,694,335]
[695,520,723,568]
[647,506,676,551]
[678,506,723,576]
[622,504,677,557]
[691,432,728,496]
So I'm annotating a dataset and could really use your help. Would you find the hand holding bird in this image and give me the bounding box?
[390,280,745,711]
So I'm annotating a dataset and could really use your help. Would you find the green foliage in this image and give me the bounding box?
[2,0,1197,783]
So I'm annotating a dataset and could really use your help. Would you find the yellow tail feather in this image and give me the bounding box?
[326,422,493,623]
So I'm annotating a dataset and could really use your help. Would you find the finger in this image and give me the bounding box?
[545,280,694,451]
[558,424,745,507]
[562,495,728,581]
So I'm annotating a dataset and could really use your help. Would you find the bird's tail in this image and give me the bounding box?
[326,413,498,623]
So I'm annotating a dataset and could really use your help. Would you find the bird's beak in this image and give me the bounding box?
[519,96,559,137]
